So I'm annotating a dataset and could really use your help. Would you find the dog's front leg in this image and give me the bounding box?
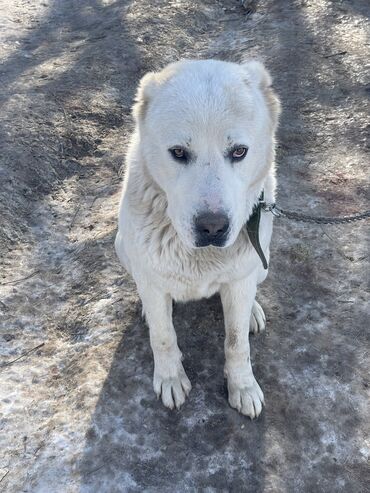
[220,274,264,418]
[138,284,191,409]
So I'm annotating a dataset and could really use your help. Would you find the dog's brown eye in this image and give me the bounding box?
[173,148,184,158]
[231,146,248,160]
[169,147,188,162]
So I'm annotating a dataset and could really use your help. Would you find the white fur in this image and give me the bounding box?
[115,59,280,418]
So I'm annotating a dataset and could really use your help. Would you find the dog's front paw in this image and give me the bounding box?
[227,376,264,419]
[153,362,191,410]
[249,300,266,334]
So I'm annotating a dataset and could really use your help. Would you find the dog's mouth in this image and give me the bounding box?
[194,234,229,248]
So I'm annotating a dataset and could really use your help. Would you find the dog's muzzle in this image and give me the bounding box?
[194,211,230,247]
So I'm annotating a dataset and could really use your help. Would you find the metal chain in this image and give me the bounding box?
[262,203,370,225]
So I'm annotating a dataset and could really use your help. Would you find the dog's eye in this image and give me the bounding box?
[169,147,188,162]
[231,146,248,161]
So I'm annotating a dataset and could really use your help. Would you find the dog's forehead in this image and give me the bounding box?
[161,71,253,117]
[163,121,248,150]
[148,63,257,144]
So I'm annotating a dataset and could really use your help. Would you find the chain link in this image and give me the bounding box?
[262,203,370,225]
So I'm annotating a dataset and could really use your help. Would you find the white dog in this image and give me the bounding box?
[115,59,280,418]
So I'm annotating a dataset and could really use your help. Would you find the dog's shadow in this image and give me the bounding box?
[79,295,267,492]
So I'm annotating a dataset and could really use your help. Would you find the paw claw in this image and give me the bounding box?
[228,377,264,419]
[153,364,191,410]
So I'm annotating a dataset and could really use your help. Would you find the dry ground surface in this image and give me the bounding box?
[0,0,369,491]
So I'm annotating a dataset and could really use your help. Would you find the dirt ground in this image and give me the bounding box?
[0,0,369,491]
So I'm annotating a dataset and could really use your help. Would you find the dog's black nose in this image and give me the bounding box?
[194,212,230,247]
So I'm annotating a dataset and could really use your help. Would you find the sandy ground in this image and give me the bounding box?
[0,0,369,491]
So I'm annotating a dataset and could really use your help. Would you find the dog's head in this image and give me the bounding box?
[133,59,280,249]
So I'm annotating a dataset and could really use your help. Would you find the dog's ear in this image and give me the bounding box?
[241,60,281,130]
[132,63,182,123]
[132,72,158,123]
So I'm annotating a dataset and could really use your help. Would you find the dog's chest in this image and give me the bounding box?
[171,279,220,302]
[152,241,255,302]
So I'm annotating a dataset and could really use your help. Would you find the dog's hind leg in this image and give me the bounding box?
[137,281,191,410]
[220,272,264,418]
[249,260,268,334]
[249,300,266,334]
